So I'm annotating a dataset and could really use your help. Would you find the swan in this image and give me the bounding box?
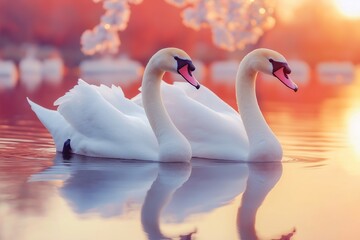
[134,48,298,161]
[27,48,200,162]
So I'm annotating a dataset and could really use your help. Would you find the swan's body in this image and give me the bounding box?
[28,48,200,162]
[135,48,298,161]
[28,81,159,160]
[132,82,249,160]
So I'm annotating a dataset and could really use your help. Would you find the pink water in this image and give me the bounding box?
[1,72,360,240]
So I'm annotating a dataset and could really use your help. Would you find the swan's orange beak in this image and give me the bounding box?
[178,65,200,89]
[270,59,298,92]
[175,57,200,89]
[273,67,298,92]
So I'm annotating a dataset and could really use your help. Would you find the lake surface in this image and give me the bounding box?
[1,71,360,240]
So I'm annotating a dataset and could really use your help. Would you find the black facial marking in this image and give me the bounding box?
[174,56,196,76]
[269,58,291,79]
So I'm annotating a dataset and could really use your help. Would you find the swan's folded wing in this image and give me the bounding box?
[163,83,246,136]
[27,98,73,151]
[132,82,232,113]
[173,82,239,116]
[54,79,145,140]
[162,82,248,160]
[97,84,144,117]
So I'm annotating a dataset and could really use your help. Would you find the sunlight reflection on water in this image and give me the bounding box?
[1,73,360,240]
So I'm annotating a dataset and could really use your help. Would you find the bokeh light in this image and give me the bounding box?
[333,0,360,19]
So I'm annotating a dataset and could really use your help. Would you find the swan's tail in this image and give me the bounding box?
[27,98,71,151]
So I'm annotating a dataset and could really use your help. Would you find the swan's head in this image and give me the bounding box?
[151,48,200,89]
[250,49,298,92]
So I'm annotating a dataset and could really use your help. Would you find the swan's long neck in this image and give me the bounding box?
[236,56,282,161]
[142,58,191,162]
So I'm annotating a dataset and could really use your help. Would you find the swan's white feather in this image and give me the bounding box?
[27,98,72,151]
[30,79,158,160]
[133,82,249,160]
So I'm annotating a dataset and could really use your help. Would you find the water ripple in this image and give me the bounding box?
[0,119,54,162]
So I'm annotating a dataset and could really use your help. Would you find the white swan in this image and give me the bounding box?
[134,48,298,162]
[27,48,200,162]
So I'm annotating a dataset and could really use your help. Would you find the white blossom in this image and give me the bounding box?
[81,0,142,55]
[81,0,275,55]
[166,0,276,51]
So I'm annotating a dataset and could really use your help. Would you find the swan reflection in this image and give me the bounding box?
[164,159,249,222]
[141,162,192,240]
[30,153,159,217]
[237,162,283,240]
[29,154,293,239]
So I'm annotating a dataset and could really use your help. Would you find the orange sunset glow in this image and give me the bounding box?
[1,1,360,240]
[0,0,359,64]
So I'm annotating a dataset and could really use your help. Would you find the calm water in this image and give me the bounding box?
[1,71,360,240]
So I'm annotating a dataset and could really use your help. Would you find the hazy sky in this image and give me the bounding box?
[0,0,359,63]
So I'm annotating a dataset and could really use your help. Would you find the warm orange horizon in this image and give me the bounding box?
[0,0,359,64]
